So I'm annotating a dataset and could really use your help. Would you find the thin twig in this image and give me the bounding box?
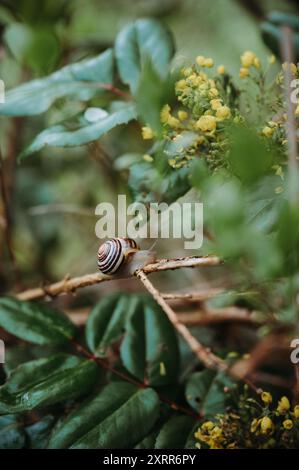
[176,306,262,325]
[136,269,228,372]
[15,255,222,301]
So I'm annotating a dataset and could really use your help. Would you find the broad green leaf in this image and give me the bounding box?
[4,23,60,74]
[0,415,26,449]
[48,381,139,448]
[115,18,175,94]
[0,49,113,116]
[0,354,97,414]
[155,415,195,449]
[71,387,159,449]
[0,297,76,345]
[135,431,159,449]
[26,415,55,449]
[21,103,137,157]
[86,293,139,357]
[120,296,180,386]
[185,370,233,416]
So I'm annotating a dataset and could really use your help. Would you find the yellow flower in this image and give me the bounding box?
[204,58,214,68]
[241,50,256,68]
[210,426,222,438]
[295,105,299,116]
[178,110,188,121]
[167,116,180,128]
[294,405,299,418]
[250,418,259,433]
[253,57,261,69]
[196,55,205,66]
[201,421,214,432]
[282,62,297,74]
[277,396,290,414]
[141,126,154,140]
[175,79,187,92]
[210,98,222,110]
[143,154,153,162]
[283,419,293,430]
[261,392,273,404]
[160,104,171,124]
[217,65,225,74]
[216,105,231,120]
[262,126,274,137]
[182,67,193,77]
[196,115,217,132]
[260,416,274,434]
[240,67,249,78]
[268,54,276,65]
[208,87,219,98]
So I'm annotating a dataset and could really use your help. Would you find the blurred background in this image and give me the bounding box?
[0,0,298,299]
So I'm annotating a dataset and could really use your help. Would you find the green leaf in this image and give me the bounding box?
[227,127,273,185]
[0,297,76,345]
[0,415,26,449]
[0,49,114,116]
[0,354,97,414]
[25,415,55,449]
[21,103,137,157]
[71,386,159,449]
[4,23,60,74]
[86,293,138,357]
[185,370,233,416]
[155,415,195,449]
[115,18,175,94]
[48,381,141,448]
[120,296,180,386]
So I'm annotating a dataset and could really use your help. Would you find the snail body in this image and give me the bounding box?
[97,237,155,277]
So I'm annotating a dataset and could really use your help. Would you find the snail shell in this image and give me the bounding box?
[97,237,155,277]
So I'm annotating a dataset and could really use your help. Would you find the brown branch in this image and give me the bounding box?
[176,306,262,325]
[15,255,222,301]
[135,269,228,372]
[161,288,224,302]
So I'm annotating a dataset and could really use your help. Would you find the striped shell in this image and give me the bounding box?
[97,238,139,275]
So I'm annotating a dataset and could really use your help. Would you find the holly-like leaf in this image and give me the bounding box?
[0,49,114,116]
[115,18,175,94]
[86,293,139,357]
[25,415,55,449]
[21,103,137,157]
[120,296,180,386]
[155,415,195,449]
[0,415,26,449]
[0,354,97,414]
[48,381,159,448]
[185,370,234,416]
[0,297,76,345]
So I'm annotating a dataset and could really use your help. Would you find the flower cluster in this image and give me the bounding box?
[194,392,299,449]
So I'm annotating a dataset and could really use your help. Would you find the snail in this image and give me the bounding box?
[97,238,156,277]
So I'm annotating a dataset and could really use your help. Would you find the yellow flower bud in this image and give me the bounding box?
[160,104,171,124]
[217,65,225,74]
[253,57,261,69]
[260,416,274,434]
[182,67,193,77]
[294,405,299,418]
[295,105,299,116]
[277,396,291,414]
[175,79,187,92]
[208,87,219,98]
[143,154,153,162]
[261,392,273,404]
[239,67,249,78]
[141,126,154,140]
[167,116,180,128]
[210,99,222,110]
[201,421,214,432]
[283,419,293,430]
[275,186,284,194]
[241,50,256,68]
[216,105,231,120]
[196,115,217,132]
[204,58,214,68]
[250,418,259,433]
[282,62,297,75]
[262,126,274,137]
[196,56,205,66]
[178,110,188,121]
[268,54,276,65]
